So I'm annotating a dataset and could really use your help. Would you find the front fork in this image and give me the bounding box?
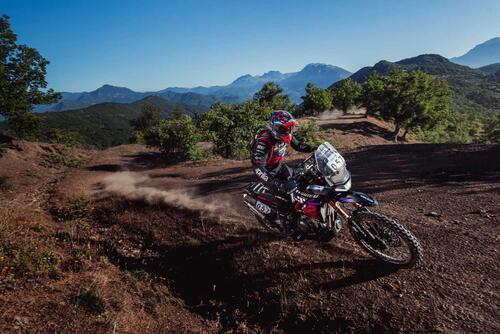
[330,201,361,221]
[336,201,386,249]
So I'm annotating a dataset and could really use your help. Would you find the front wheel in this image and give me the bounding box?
[349,211,423,268]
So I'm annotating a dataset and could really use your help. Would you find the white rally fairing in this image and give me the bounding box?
[314,142,351,188]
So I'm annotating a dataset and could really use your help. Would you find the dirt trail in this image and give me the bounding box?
[57,140,499,333]
[1,118,499,333]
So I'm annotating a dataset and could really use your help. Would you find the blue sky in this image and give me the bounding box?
[1,0,499,92]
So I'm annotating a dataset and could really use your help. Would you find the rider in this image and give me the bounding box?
[250,110,316,230]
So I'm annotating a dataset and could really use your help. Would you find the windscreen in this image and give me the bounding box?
[314,142,349,183]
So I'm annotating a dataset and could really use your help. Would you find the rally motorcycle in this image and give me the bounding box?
[243,142,423,268]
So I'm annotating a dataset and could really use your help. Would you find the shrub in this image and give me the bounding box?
[40,152,81,169]
[200,101,271,159]
[11,249,59,275]
[294,120,323,147]
[300,83,333,116]
[144,114,197,158]
[130,104,161,143]
[188,145,213,161]
[76,288,106,315]
[330,78,362,113]
[44,128,84,147]
[68,196,89,218]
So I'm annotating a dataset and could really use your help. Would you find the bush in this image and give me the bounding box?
[188,145,213,161]
[482,114,500,143]
[330,78,362,113]
[40,152,81,169]
[294,120,323,147]
[44,128,84,147]
[200,101,271,159]
[76,288,106,315]
[129,104,161,143]
[10,248,59,275]
[300,83,333,116]
[144,114,197,158]
[68,196,89,218]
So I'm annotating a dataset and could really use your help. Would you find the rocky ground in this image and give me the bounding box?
[0,116,498,333]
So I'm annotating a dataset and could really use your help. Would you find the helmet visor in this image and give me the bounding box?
[276,124,294,135]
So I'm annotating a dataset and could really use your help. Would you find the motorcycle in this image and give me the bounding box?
[243,142,423,268]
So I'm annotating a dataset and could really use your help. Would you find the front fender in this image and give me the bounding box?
[338,191,378,207]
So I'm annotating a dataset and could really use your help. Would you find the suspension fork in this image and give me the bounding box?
[329,201,361,221]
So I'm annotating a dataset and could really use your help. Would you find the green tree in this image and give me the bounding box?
[330,78,362,114]
[361,70,452,141]
[294,120,323,147]
[143,114,197,158]
[0,15,60,138]
[200,101,271,158]
[170,104,185,120]
[253,81,294,110]
[483,114,500,143]
[301,83,333,116]
[129,104,161,143]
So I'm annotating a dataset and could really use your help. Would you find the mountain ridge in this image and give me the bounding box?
[450,37,500,68]
[339,53,500,117]
[37,63,351,112]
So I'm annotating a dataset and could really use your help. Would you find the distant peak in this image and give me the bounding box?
[262,70,282,77]
[95,84,133,92]
[303,63,334,69]
[263,70,282,75]
[231,74,255,84]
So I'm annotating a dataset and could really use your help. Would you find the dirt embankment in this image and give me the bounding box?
[1,117,499,333]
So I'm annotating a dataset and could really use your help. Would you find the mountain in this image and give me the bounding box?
[35,63,351,112]
[450,37,500,68]
[478,63,500,74]
[35,85,218,112]
[341,54,500,117]
[162,63,351,103]
[279,64,352,101]
[37,96,207,148]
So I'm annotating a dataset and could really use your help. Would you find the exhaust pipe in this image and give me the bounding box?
[243,194,266,220]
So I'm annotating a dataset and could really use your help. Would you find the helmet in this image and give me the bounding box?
[268,110,298,144]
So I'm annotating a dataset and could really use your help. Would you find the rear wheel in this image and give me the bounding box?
[349,211,423,268]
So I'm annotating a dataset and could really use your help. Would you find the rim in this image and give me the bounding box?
[356,216,414,264]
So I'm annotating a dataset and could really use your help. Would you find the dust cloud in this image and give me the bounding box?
[318,107,367,120]
[99,172,230,217]
[319,109,343,120]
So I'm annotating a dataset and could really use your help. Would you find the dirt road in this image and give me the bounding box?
[58,142,499,333]
[1,118,499,332]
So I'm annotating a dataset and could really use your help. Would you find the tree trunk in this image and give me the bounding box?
[402,128,409,140]
[392,124,401,142]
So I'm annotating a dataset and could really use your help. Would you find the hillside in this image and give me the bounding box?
[341,54,500,117]
[479,62,500,74]
[38,96,207,148]
[451,37,500,67]
[0,117,498,332]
